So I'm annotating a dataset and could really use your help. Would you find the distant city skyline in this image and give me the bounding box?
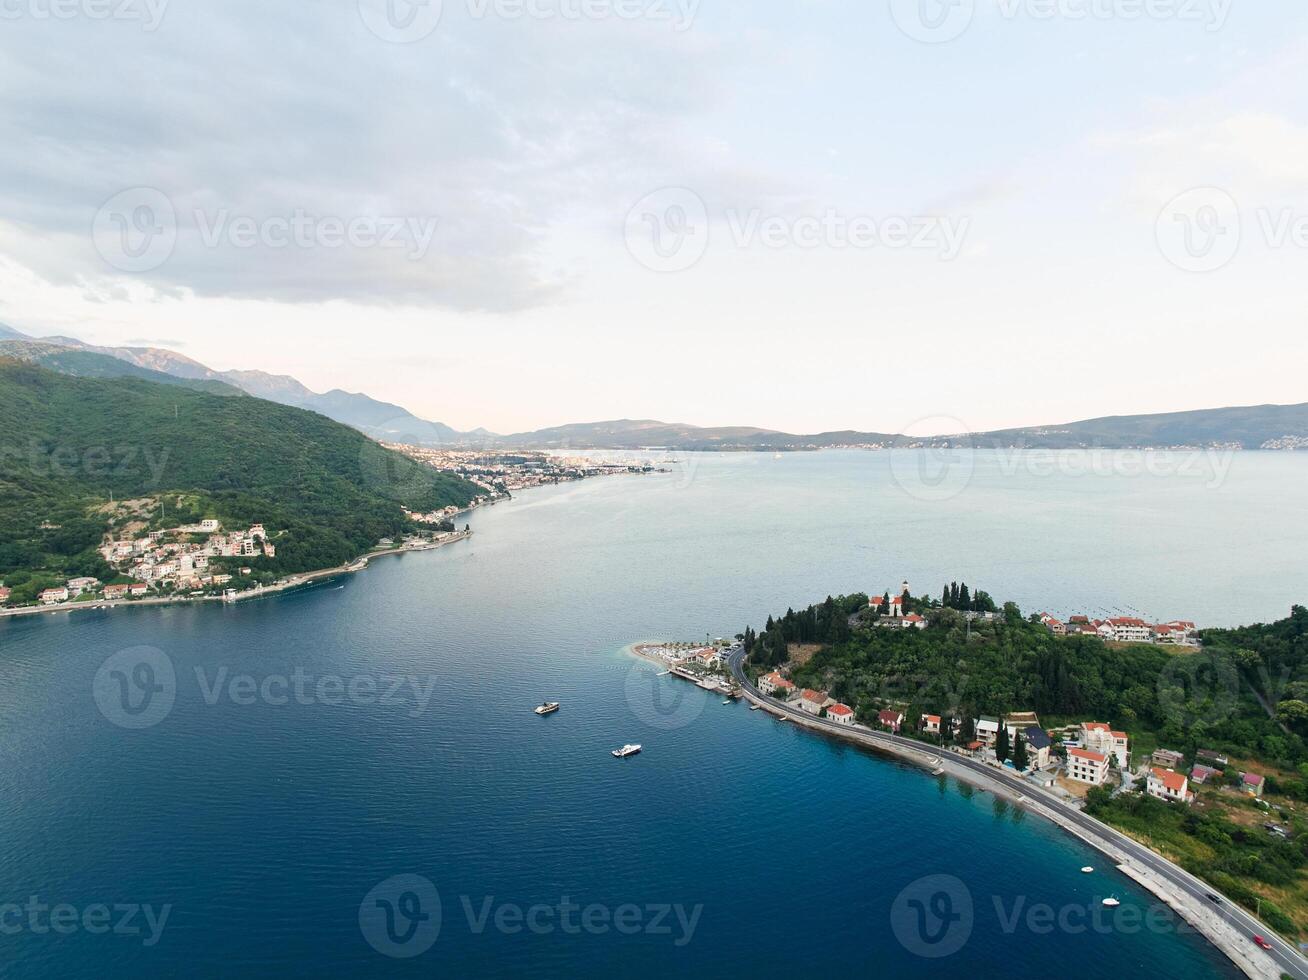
[2,2,1306,434]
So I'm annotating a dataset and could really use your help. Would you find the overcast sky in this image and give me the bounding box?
[2,0,1306,434]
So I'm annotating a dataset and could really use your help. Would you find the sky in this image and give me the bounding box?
[1,0,1306,435]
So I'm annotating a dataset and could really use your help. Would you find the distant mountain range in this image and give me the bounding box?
[0,324,477,446]
[3,323,1305,451]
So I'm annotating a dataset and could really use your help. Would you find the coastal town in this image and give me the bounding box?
[631,639,744,698]
[0,518,471,613]
[382,445,666,495]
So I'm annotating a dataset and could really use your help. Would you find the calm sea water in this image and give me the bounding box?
[4,450,1306,978]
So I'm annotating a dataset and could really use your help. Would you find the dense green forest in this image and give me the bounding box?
[0,360,480,588]
[745,591,1308,768]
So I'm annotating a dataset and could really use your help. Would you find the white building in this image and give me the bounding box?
[1081,723,1129,768]
[1067,747,1109,785]
[826,703,855,726]
[921,714,941,734]
[40,587,69,605]
[1147,768,1191,803]
[799,690,828,715]
[975,716,1000,747]
[758,672,793,697]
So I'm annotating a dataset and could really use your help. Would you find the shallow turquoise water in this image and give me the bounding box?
[5,450,1305,977]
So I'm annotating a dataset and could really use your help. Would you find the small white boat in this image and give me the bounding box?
[1101,896,1120,908]
[1081,866,1094,874]
[612,744,642,758]
[534,702,560,716]
[750,704,761,711]
[657,670,671,676]
[722,699,732,705]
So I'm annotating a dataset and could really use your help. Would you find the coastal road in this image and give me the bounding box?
[728,650,1305,980]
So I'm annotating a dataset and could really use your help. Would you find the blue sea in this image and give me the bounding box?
[4,449,1307,977]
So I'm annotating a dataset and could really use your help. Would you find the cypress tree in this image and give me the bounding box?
[996,724,1010,763]
[1013,732,1028,771]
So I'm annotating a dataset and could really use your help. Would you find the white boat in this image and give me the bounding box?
[1081,866,1094,874]
[1101,896,1120,908]
[750,704,761,711]
[722,699,732,705]
[534,702,560,716]
[612,744,642,758]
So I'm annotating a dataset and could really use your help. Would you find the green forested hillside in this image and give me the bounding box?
[747,595,1308,767]
[0,360,480,583]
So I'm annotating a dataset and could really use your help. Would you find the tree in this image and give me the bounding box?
[942,585,950,607]
[996,725,1010,763]
[959,583,971,609]
[1013,732,1028,771]
[960,715,975,741]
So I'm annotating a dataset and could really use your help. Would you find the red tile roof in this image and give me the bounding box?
[1151,768,1188,793]
[827,704,854,718]
[1068,747,1107,763]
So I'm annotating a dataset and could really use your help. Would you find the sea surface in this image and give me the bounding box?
[4,449,1307,978]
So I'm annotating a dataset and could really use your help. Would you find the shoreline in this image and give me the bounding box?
[0,529,474,622]
[726,649,1291,980]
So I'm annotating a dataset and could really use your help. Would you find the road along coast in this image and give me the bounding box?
[727,649,1297,980]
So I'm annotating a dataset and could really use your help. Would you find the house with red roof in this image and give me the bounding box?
[1081,722,1129,768]
[1190,764,1221,785]
[0,586,11,605]
[921,714,941,734]
[1148,768,1192,804]
[799,690,829,715]
[877,709,904,733]
[900,613,927,630]
[103,584,129,601]
[826,703,855,726]
[758,672,794,697]
[1242,772,1266,798]
[1066,747,1109,785]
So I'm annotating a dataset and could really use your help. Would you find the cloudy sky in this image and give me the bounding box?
[1,0,1306,434]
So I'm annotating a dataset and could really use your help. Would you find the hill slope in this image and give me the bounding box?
[0,340,243,395]
[0,326,478,444]
[0,360,481,582]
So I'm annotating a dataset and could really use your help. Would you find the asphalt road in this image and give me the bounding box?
[728,650,1305,979]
